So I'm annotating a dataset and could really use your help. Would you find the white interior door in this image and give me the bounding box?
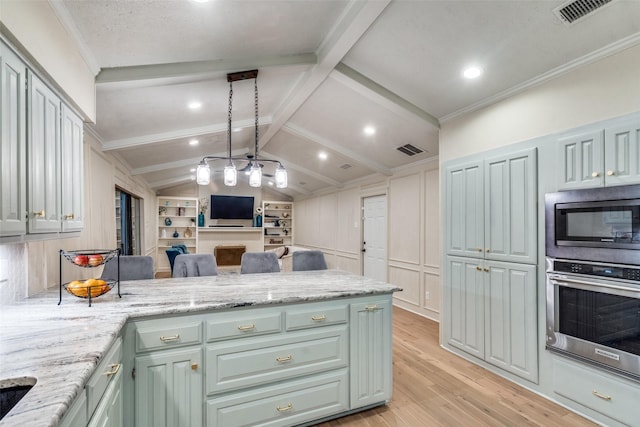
[363,195,387,282]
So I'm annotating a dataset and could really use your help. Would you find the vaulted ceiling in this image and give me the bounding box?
[53,0,640,197]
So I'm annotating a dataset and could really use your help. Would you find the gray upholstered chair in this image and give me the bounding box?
[101,255,154,281]
[172,254,218,277]
[240,252,280,274]
[292,250,328,271]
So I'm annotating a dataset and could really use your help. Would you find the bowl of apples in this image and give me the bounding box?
[62,250,117,268]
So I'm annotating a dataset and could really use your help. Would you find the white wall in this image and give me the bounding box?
[0,1,96,122]
[440,44,640,164]
[294,159,441,321]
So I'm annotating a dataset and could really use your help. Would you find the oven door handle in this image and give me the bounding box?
[548,275,640,298]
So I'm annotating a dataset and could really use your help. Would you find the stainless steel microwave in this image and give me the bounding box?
[545,184,640,264]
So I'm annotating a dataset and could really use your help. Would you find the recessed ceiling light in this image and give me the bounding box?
[318,152,328,160]
[268,181,274,186]
[233,127,242,133]
[463,66,482,79]
[188,101,202,110]
[192,0,209,3]
[363,126,376,136]
[190,168,196,173]
[189,139,199,146]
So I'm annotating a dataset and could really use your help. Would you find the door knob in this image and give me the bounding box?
[607,170,615,176]
[591,172,599,178]
[33,210,45,218]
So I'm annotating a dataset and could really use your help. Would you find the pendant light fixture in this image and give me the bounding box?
[195,69,287,188]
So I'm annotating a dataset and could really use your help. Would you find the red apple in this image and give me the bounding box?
[73,255,89,266]
[88,254,104,267]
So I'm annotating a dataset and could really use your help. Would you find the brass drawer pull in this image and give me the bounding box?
[276,403,292,412]
[477,247,482,252]
[592,390,612,401]
[365,305,378,311]
[591,172,600,178]
[476,266,482,271]
[276,355,292,363]
[33,210,45,218]
[191,363,198,371]
[160,334,180,342]
[237,324,255,331]
[311,315,326,321]
[607,170,615,176]
[64,213,75,220]
[102,363,121,377]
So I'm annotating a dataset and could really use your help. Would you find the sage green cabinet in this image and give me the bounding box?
[446,257,485,359]
[135,347,203,427]
[446,256,538,383]
[28,72,61,233]
[0,43,27,237]
[61,105,84,232]
[349,298,392,409]
[1,39,84,239]
[557,120,640,190]
[446,147,537,265]
[88,364,123,427]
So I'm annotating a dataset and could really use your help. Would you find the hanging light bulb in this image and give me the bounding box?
[196,161,211,185]
[249,162,262,187]
[223,161,237,186]
[275,164,288,188]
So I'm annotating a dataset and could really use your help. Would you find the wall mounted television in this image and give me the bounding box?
[210,195,254,220]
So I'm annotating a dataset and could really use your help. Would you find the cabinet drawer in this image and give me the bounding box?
[285,303,348,331]
[136,318,202,352]
[206,369,348,427]
[554,358,639,426]
[206,326,348,394]
[86,337,122,419]
[206,310,281,342]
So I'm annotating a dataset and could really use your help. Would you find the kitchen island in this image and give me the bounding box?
[0,270,400,426]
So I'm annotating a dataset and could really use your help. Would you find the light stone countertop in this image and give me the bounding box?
[0,270,401,426]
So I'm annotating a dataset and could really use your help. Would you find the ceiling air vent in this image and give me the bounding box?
[396,144,424,157]
[340,163,352,170]
[553,0,614,25]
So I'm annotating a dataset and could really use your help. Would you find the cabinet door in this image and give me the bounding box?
[604,121,640,187]
[61,105,83,232]
[484,148,537,264]
[557,130,604,190]
[28,73,61,233]
[445,162,484,258]
[484,261,538,383]
[446,256,485,359]
[349,297,392,410]
[88,364,123,427]
[0,44,27,237]
[135,347,202,427]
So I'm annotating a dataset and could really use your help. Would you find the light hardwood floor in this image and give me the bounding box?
[314,307,595,427]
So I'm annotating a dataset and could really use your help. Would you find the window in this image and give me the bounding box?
[115,188,141,255]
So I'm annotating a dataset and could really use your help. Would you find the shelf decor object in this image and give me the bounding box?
[58,248,121,307]
[195,69,287,188]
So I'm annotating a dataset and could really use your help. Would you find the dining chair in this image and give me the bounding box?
[240,252,280,274]
[101,255,155,281]
[172,254,218,277]
[292,250,328,271]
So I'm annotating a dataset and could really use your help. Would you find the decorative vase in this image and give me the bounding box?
[161,229,167,238]
[173,229,179,238]
[254,214,262,227]
[164,217,172,226]
[198,213,205,227]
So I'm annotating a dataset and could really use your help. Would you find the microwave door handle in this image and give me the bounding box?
[549,277,640,297]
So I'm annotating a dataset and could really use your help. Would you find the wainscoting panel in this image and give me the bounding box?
[389,265,420,307]
[389,174,421,265]
[423,271,441,320]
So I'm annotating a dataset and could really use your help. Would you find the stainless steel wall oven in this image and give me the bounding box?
[546,258,640,380]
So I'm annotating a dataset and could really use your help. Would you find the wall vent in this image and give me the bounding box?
[396,144,424,157]
[340,163,352,170]
[553,0,614,25]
